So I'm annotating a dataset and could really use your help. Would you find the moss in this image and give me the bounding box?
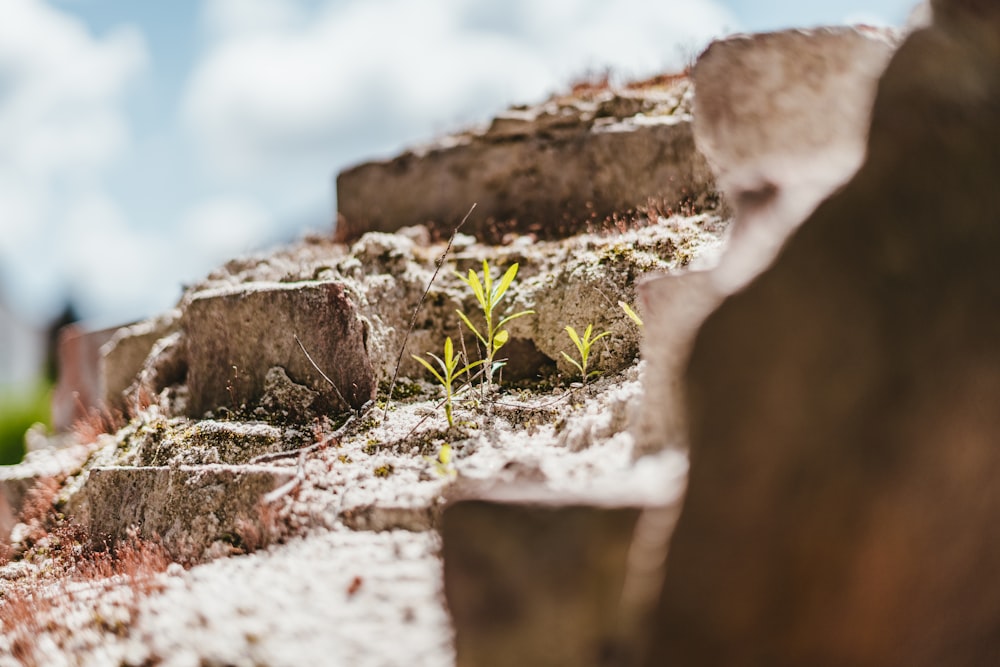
[359,414,381,432]
[373,464,394,478]
[377,381,424,400]
[597,243,635,266]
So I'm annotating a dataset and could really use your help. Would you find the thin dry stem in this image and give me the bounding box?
[383,203,477,422]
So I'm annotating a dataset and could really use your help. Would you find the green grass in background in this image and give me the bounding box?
[0,382,52,465]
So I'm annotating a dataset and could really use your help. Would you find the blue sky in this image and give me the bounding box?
[2,0,917,328]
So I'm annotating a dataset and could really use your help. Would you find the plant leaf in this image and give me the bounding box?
[561,351,584,375]
[412,354,446,386]
[497,309,534,329]
[493,329,509,350]
[426,351,447,372]
[481,260,492,304]
[619,301,644,327]
[464,269,485,307]
[565,325,583,352]
[455,310,488,347]
[591,330,612,344]
[455,358,484,379]
[493,263,519,304]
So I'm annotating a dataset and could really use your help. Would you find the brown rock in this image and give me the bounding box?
[647,9,1000,666]
[100,311,180,416]
[632,271,719,456]
[85,465,294,563]
[443,486,678,667]
[335,84,717,243]
[183,281,375,418]
[633,27,900,457]
[693,26,898,291]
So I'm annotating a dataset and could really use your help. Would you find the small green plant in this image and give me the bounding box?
[427,443,457,480]
[562,324,611,384]
[412,337,482,427]
[618,301,644,327]
[455,259,534,387]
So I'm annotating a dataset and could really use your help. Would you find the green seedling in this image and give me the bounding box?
[619,300,644,327]
[562,324,611,384]
[426,443,458,480]
[455,259,534,386]
[412,337,482,427]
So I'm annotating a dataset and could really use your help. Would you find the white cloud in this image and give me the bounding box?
[0,0,148,322]
[1,0,738,330]
[0,0,145,176]
[183,0,736,186]
[202,0,308,38]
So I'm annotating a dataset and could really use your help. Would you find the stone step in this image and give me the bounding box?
[336,79,717,242]
[0,444,94,540]
[82,465,295,563]
[441,486,679,667]
[182,280,376,418]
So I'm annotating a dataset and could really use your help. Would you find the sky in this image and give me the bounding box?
[0,0,918,330]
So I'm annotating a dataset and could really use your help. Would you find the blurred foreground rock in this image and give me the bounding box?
[634,25,898,456]
[443,485,680,667]
[649,5,1000,664]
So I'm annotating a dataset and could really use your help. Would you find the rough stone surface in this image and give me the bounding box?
[336,77,719,242]
[632,271,720,456]
[119,416,310,467]
[85,465,294,563]
[504,218,725,378]
[632,27,900,457]
[124,330,187,415]
[100,311,180,416]
[649,9,1000,665]
[183,281,376,417]
[693,26,898,292]
[0,444,93,541]
[443,488,679,667]
[165,220,722,392]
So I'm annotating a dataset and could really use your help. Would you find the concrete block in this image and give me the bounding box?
[336,83,718,242]
[183,281,375,417]
[85,465,294,563]
[443,487,678,667]
[100,311,180,416]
